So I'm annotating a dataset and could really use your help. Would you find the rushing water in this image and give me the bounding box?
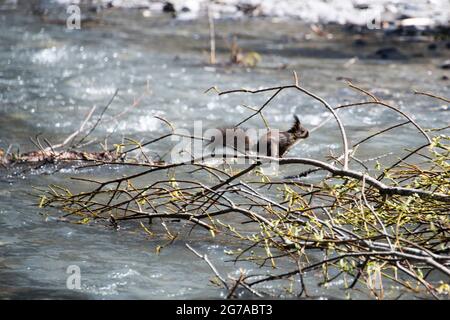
[0,3,449,299]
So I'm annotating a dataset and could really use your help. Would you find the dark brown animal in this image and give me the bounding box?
[257,115,309,157]
[205,115,309,158]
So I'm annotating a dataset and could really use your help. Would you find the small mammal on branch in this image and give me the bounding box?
[206,115,309,157]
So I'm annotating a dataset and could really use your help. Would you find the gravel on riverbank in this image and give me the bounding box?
[43,0,450,28]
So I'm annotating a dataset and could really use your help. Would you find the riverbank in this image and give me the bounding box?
[42,0,450,29]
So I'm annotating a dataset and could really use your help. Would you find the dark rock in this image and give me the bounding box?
[427,43,437,50]
[441,60,450,69]
[353,38,367,47]
[441,75,449,81]
[371,47,406,60]
[398,14,412,20]
[163,2,175,13]
[446,42,450,49]
[354,4,369,10]
[236,4,262,16]
[345,24,364,33]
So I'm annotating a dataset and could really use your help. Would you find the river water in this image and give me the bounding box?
[0,3,449,299]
